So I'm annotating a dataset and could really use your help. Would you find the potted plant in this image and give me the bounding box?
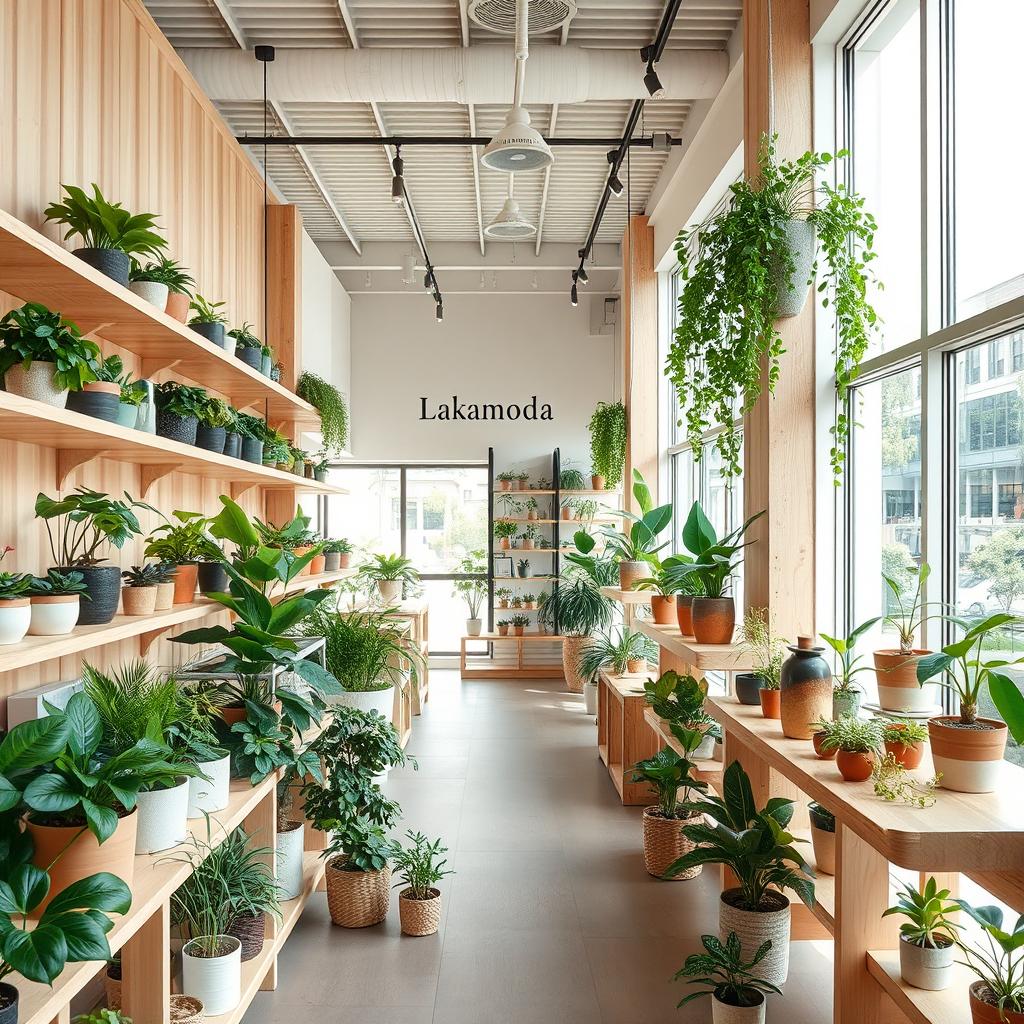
[561,498,575,521]
[129,256,194,318]
[453,551,487,637]
[497,619,510,636]
[524,496,539,520]
[515,471,529,490]
[510,595,523,610]
[28,568,89,636]
[44,182,166,287]
[271,361,284,383]
[578,628,659,680]
[538,573,613,692]
[916,613,1024,792]
[667,760,815,985]
[522,592,537,610]
[630,724,709,879]
[116,372,145,429]
[145,509,220,605]
[807,801,835,875]
[35,487,147,625]
[0,302,100,408]
[819,716,881,782]
[358,552,419,604]
[559,466,586,491]
[881,719,928,769]
[188,296,229,349]
[736,607,785,706]
[953,899,1024,1023]
[221,406,242,460]
[667,134,880,484]
[674,932,782,1024]
[875,561,941,711]
[494,519,518,550]
[643,671,719,758]
[297,371,350,456]
[758,676,781,720]
[290,446,308,478]
[151,560,178,611]
[588,400,626,490]
[810,718,839,760]
[228,322,262,369]
[259,344,273,376]
[154,380,206,445]
[0,569,32,645]
[496,470,516,491]
[127,257,169,310]
[174,685,232,817]
[65,353,123,423]
[631,561,678,625]
[120,564,161,615]
[274,754,321,902]
[324,538,353,571]
[196,395,232,454]
[236,413,267,465]
[510,613,530,636]
[882,878,961,991]
[312,453,330,482]
[821,617,881,718]
[520,524,538,550]
[393,831,453,937]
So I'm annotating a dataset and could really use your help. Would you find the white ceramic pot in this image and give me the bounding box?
[4,362,69,407]
[181,936,241,1016]
[774,218,816,317]
[275,822,306,901]
[692,732,717,760]
[584,679,599,716]
[377,580,402,603]
[712,992,766,1024]
[810,823,836,875]
[720,890,791,986]
[0,600,32,645]
[136,777,189,854]
[187,754,231,817]
[28,595,80,636]
[129,279,169,311]
[899,934,955,991]
[466,618,482,637]
[330,684,395,720]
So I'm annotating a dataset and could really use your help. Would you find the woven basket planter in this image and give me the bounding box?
[226,910,266,961]
[642,807,702,880]
[326,856,391,928]
[169,995,204,1024]
[561,635,589,694]
[719,889,791,986]
[398,888,442,936]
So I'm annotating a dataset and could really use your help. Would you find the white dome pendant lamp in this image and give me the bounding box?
[485,174,537,240]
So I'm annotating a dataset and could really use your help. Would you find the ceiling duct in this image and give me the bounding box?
[468,0,577,34]
[484,175,537,240]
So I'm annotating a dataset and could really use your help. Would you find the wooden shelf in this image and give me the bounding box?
[643,707,724,788]
[0,391,348,497]
[600,586,651,605]
[460,634,563,680]
[471,633,564,641]
[495,517,620,524]
[636,619,754,672]
[0,208,319,425]
[493,489,621,496]
[866,950,971,1024]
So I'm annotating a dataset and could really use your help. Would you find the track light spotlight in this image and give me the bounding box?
[423,270,432,290]
[644,64,665,99]
[391,148,405,206]
[570,275,579,307]
[606,150,624,197]
[435,301,444,323]
[577,265,589,286]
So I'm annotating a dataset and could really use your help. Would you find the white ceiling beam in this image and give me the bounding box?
[459,1,485,255]
[208,0,247,49]
[333,0,359,47]
[534,104,558,256]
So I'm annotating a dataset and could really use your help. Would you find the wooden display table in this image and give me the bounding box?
[460,633,565,680]
[597,670,660,804]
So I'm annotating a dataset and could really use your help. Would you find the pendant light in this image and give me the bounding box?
[485,174,537,240]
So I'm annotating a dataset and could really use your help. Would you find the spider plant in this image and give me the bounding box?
[577,628,660,680]
[537,574,613,638]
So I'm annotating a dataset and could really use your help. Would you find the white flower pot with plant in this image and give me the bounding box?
[181,937,241,1016]
[882,878,961,991]
[394,830,454,937]
[807,802,836,875]
[356,552,418,607]
[136,776,190,854]
[0,569,32,644]
[25,568,88,636]
[453,553,487,638]
[187,752,231,817]
[129,278,169,311]
[276,821,306,900]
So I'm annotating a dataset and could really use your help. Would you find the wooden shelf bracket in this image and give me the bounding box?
[140,463,183,498]
[57,448,109,489]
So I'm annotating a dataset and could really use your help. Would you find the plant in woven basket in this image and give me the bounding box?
[296,371,349,455]
[393,831,453,900]
[630,725,709,819]
[674,932,782,1012]
[588,400,627,488]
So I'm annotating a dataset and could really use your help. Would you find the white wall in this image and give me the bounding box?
[348,291,618,470]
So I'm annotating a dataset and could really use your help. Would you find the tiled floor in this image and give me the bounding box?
[244,671,833,1023]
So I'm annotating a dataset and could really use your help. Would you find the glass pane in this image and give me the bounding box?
[420,579,488,655]
[405,468,489,573]
[849,369,924,703]
[954,0,1024,320]
[322,467,401,555]
[849,0,921,350]
[954,337,1024,764]
[671,449,695,554]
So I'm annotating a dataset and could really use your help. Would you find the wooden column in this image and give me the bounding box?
[121,899,171,1024]
[622,215,658,508]
[267,203,303,394]
[741,0,816,640]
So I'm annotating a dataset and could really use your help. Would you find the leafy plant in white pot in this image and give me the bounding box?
[453,550,487,637]
[0,569,33,645]
[358,552,419,605]
[27,569,89,636]
[882,877,961,991]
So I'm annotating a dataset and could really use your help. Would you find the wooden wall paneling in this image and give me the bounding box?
[268,204,303,394]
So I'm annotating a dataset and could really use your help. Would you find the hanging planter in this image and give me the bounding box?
[587,401,626,490]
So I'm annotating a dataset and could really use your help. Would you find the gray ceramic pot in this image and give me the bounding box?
[115,402,139,429]
[191,322,225,347]
[223,432,242,460]
[56,564,120,625]
[734,673,763,706]
[832,687,862,719]
[773,219,816,317]
[197,562,229,596]
[237,347,262,371]
[73,247,129,287]
[195,424,226,454]
[66,385,120,423]
[156,411,199,446]
[260,353,272,376]
[324,552,341,572]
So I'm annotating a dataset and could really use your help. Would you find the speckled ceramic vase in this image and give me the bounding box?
[779,635,833,740]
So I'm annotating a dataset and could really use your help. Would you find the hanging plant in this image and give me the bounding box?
[296,371,349,455]
[588,401,627,488]
[666,133,879,483]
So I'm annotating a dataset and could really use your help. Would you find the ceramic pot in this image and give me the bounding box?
[772,219,815,317]
[561,507,572,520]
[885,738,925,770]
[711,993,765,1024]
[73,246,129,286]
[223,431,242,460]
[115,401,139,429]
[734,673,762,706]
[197,562,229,596]
[122,585,157,616]
[155,579,175,611]
[676,596,694,636]
[324,551,341,572]
[135,380,156,433]
[0,599,31,645]
[325,857,391,928]
[261,352,272,375]
[377,579,402,603]
[900,934,955,991]
[836,748,875,782]
[584,679,598,715]
[520,539,534,551]
[497,625,509,636]
[512,625,525,637]
[759,688,781,719]
[56,564,120,625]
[226,911,266,962]
[173,562,199,604]
[195,424,226,454]
[399,888,442,937]
[166,291,190,322]
[241,437,264,464]
[498,479,512,491]
[331,685,395,719]
[779,635,833,740]
[808,806,836,874]
[136,777,189,853]
[692,597,735,644]
[928,716,1007,793]
[562,635,589,694]
[27,809,137,914]
[720,889,791,985]
[812,731,837,759]
[129,279,169,310]
[188,753,231,816]
[0,983,18,1024]
[969,981,1024,1023]
[191,322,225,348]
[157,410,199,446]
[308,553,326,575]
[339,552,352,569]
[237,347,262,371]
[650,594,676,625]
[66,380,120,423]
[873,649,935,712]
[466,618,482,637]
[276,821,306,900]
[618,560,647,592]
[592,474,606,490]
[832,687,862,719]
[3,361,68,407]
[181,936,241,1016]
[29,594,80,636]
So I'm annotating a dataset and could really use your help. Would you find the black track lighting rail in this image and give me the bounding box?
[235,134,682,149]
[391,148,443,318]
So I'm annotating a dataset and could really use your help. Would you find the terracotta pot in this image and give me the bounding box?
[759,688,781,720]
[592,474,606,490]
[618,560,646,592]
[885,739,924,770]
[499,538,511,550]
[561,635,589,693]
[561,507,571,520]
[308,553,326,576]
[642,807,702,880]
[27,809,137,914]
[691,597,735,644]
[497,625,509,636]
[812,731,837,759]
[292,545,314,576]
[873,649,935,712]
[398,888,442,937]
[779,636,833,740]
[676,595,694,636]
[122,585,157,616]
[512,625,525,636]
[339,552,352,569]
[836,748,875,782]
[521,539,534,551]
[165,290,190,322]
[172,562,199,604]
[625,657,646,675]
[969,981,1024,1023]
[499,480,512,491]
[155,580,175,610]
[928,715,1007,793]
[650,594,676,625]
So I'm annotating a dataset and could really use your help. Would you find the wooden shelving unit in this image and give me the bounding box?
[865,951,972,1024]
[460,633,565,680]
[635,619,754,674]
[597,670,661,804]
[642,707,724,789]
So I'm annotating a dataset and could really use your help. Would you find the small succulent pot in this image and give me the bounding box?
[172,562,199,605]
[29,594,80,636]
[165,291,190,322]
[195,424,226,454]
[591,474,606,490]
[0,982,19,1024]
[836,748,875,782]
[157,410,199,446]
[197,562,229,596]
[497,624,509,636]
[0,599,32,645]
[73,246,130,287]
[779,635,834,740]
[115,401,139,429]
[691,596,735,644]
[237,346,262,371]
[676,595,694,636]
[734,673,762,706]
[398,888,442,937]
[240,437,264,464]
[155,579,175,611]
[900,933,956,991]
[122,585,157,616]
[66,380,121,423]
[57,564,120,625]
[129,279,169,311]
[832,687,862,720]
[618,560,647,592]
[191,322,225,347]
[3,361,68,407]
[758,688,781,720]
[885,738,925,770]
[812,731,837,760]
[650,594,676,625]
[223,431,242,460]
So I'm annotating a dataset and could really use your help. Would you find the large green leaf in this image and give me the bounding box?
[80,798,118,843]
[681,501,717,555]
[5,863,50,915]
[63,691,102,759]
[722,760,756,828]
[0,715,70,776]
[170,625,233,646]
[916,652,951,683]
[211,496,261,548]
[44,910,112,962]
[291,658,343,695]
[989,672,1024,745]
[23,773,81,813]
[2,923,68,984]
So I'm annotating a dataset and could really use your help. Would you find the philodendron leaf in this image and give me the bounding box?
[989,672,1024,745]
[0,715,71,777]
[2,923,69,984]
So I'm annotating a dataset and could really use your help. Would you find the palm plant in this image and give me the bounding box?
[577,628,659,680]
[357,553,420,586]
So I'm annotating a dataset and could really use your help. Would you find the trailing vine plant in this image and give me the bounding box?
[667,133,879,483]
[296,371,349,455]
[588,401,627,487]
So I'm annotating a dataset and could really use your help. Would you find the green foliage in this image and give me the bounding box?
[393,831,453,900]
[818,715,881,754]
[90,355,123,384]
[577,471,671,564]
[558,467,587,490]
[510,613,530,627]
[871,753,939,807]
[452,550,488,618]
[968,529,1024,613]
[953,900,1024,1017]
[668,134,879,482]
[357,553,419,586]
[674,932,781,1010]
[738,607,786,688]
[587,401,627,487]
[129,256,195,294]
[74,1011,132,1024]
[235,413,269,441]
[197,395,233,429]
[643,670,715,728]
[629,729,708,818]
[537,574,613,638]
[880,719,928,746]
[0,302,101,392]
[145,509,220,564]
[154,380,207,421]
[0,572,31,600]
[577,628,658,680]
[881,561,938,654]
[493,519,519,541]
[44,183,166,258]
[883,877,961,950]
[227,322,260,348]
[296,372,350,455]
[35,487,148,567]
[819,615,881,692]
[807,801,834,834]
[187,295,227,326]
[29,568,90,598]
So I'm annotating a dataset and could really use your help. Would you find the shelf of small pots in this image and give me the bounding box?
[881,877,961,993]
[0,568,32,646]
[229,321,264,370]
[736,607,785,707]
[27,568,90,637]
[121,563,162,615]
[807,801,836,875]
[675,932,782,1024]
[235,412,267,465]
[955,899,1024,1024]
[154,379,205,446]
[35,488,148,625]
[145,509,220,605]
[819,716,882,782]
[44,182,165,289]
[66,353,124,423]
[880,719,928,769]
[188,295,231,351]
[666,761,815,987]
[195,394,232,455]
[821,617,880,720]
[393,831,453,937]
[0,301,101,410]
[495,471,517,491]
[128,255,195,320]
